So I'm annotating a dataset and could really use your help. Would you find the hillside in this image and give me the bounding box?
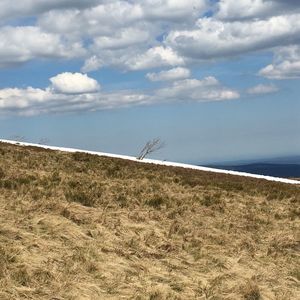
[0,142,299,300]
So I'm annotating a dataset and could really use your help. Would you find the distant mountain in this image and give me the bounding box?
[207,163,300,178]
[253,156,300,165]
[206,155,300,166]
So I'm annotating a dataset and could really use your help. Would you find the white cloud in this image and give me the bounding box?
[92,28,150,50]
[50,73,100,94]
[0,73,239,116]
[0,87,50,110]
[146,67,191,81]
[259,46,300,79]
[216,0,300,20]
[216,0,275,20]
[260,62,300,79]
[81,56,104,73]
[247,84,278,95]
[1,0,299,73]
[127,46,185,70]
[0,0,100,21]
[166,14,300,60]
[38,2,144,36]
[155,77,240,101]
[0,85,149,116]
[0,26,85,68]
[38,0,207,36]
[143,0,207,21]
[36,1,206,71]
[1,0,300,109]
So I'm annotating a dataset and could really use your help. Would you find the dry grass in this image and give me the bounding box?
[0,142,299,299]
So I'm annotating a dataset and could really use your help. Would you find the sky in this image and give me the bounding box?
[0,0,300,164]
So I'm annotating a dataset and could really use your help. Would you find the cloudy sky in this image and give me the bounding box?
[0,0,299,163]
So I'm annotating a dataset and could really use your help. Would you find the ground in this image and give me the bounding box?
[0,142,299,299]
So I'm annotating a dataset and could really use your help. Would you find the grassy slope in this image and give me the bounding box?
[0,142,299,300]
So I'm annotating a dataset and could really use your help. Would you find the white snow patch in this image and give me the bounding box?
[0,139,299,185]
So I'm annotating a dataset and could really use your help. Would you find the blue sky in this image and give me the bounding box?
[0,0,300,163]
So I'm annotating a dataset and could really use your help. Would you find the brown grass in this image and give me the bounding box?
[0,142,299,299]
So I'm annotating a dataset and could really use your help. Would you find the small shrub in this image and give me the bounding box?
[105,165,121,178]
[72,152,94,162]
[201,193,222,207]
[0,167,5,179]
[289,268,300,281]
[50,170,61,183]
[288,208,300,220]
[149,290,164,300]
[241,281,261,300]
[30,189,44,201]
[170,281,184,292]
[266,189,285,200]
[65,190,95,207]
[196,282,216,299]
[0,179,17,190]
[146,194,167,208]
[0,175,36,189]
[115,194,128,208]
[180,176,201,187]
[267,236,298,255]
[33,269,54,285]
[12,266,31,286]
[16,175,37,185]
[67,180,79,188]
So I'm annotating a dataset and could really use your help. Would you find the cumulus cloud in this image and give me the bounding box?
[0,87,49,110]
[247,84,279,95]
[0,72,104,115]
[146,67,191,81]
[259,46,300,79]
[166,14,300,60]
[0,86,148,117]
[92,28,150,50]
[1,0,300,115]
[216,0,273,20]
[0,0,100,21]
[50,73,100,94]
[260,62,300,79]
[0,26,85,68]
[143,0,207,21]
[81,56,104,73]
[0,73,239,116]
[36,1,207,71]
[155,77,240,101]
[38,0,207,35]
[127,46,185,70]
[216,0,300,20]
[1,0,299,73]
[38,1,144,36]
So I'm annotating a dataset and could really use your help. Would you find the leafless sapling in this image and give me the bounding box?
[137,138,165,160]
[38,138,50,145]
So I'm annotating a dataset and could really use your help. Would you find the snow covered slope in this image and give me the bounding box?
[0,139,299,185]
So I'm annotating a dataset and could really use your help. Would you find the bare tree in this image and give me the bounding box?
[137,138,165,160]
[38,138,50,145]
[9,135,26,142]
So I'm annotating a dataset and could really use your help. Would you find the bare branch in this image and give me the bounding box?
[9,135,26,142]
[137,138,165,160]
[38,138,50,145]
